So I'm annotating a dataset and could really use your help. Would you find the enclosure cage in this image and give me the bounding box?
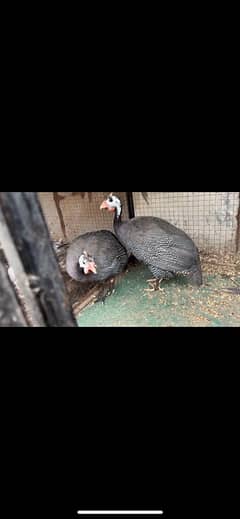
[39,192,240,254]
[1,192,240,327]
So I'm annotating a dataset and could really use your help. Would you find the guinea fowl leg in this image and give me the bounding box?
[96,278,116,304]
[145,279,164,292]
[96,284,109,304]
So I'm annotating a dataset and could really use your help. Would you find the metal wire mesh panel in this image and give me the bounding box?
[39,192,129,241]
[133,192,240,253]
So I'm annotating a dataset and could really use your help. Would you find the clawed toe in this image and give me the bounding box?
[145,277,164,292]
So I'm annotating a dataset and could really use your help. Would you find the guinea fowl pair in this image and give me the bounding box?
[66,193,203,300]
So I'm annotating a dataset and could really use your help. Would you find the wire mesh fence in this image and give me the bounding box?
[133,192,240,253]
[38,192,240,254]
[38,192,129,241]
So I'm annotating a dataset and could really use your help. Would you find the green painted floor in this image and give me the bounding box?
[77,263,240,327]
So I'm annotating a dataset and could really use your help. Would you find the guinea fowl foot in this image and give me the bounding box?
[145,279,164,292]
[96,279,116,304]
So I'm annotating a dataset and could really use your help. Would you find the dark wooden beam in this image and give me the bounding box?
[236,192,240,253]
[126,192,135,218]
[0,261,26,327]
[0,206,45,327]
[0,192,77,327]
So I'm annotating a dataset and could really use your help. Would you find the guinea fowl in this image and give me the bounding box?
[100,194,203,289]
[66,230,128,300]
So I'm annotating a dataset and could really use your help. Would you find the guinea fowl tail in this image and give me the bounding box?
[188,253,203,287]
[188,268,203,287]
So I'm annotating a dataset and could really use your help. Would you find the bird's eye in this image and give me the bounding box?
[108,196,113,203]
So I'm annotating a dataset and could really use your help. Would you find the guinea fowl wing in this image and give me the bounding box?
[117,219,199,274]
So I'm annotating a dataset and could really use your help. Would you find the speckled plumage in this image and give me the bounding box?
[113,213,203,286]
[66,230,128,283]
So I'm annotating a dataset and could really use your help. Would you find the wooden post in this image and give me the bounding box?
[0,206,45,327]
[236,192,240,253]
[0,192,77,327]
[0,260,27,327]
[126,192,135,218]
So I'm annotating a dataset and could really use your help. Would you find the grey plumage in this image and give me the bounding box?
[66,230,128,283]
[113,209,203,287]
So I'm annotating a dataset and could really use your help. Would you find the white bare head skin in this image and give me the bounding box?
[100,193,122,217]
[79,251,97,275]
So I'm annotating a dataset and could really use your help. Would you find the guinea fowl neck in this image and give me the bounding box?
[113,206,122,233]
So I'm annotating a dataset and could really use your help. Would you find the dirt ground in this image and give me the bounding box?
[75,251,240,327]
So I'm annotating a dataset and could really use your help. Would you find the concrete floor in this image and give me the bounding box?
[77,260,240,327]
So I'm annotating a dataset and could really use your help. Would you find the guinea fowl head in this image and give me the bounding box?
[100,193,122,216]
[79,251,97,275]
